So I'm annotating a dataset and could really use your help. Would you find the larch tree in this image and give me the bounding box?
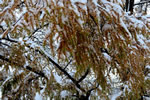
[0,0,150,100]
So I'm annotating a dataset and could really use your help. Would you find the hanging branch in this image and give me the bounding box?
[0,55,47,79]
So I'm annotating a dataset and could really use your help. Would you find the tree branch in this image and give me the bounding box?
[64,59,72,69]
[37,50,86,92]
[28,23,49,38]
[0,55,47,79]
[86,84,99,98]
[77,68,90,83]
[134,0,150,6]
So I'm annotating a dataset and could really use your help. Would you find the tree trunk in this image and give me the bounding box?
[129,0,135,13]
[126,0,129,11]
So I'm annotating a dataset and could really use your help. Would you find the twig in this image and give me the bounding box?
[28,23,49,38]
[64,59,72,69]
[77,68,90,83]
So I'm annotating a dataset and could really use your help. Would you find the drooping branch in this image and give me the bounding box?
[0,25,86,92]
[0,55,47,79]
[0,27,88,93]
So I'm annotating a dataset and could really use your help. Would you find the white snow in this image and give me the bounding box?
[119,18,131,37]
[60,90,70,98]
[110,91,122,100]
[0,89,1,99]
[137,34,148,49]
[143,96,150,100]
[103,53,111,61]
[0,0,150,99]
[71,0,87,4]
[102,23,112,31]
[0,0,2,4]
[35,93,43,100]
[1,76,11,86]
[146,65,150,69]
[53,72,63,84]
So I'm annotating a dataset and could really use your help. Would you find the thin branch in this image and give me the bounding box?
[13,14,24,26]
[0,41,11,47]
[86,84,99,98]
[16,1,25,8]
[28,28,40,38]
[0,55,47,79]
[134,1,150,6]
[0,34,86,92]
[25,66,46,78]
[28,23,49,38]
[64,59,72,69]
[77,68,90,83]
[37,50,86,92]
[0,25,4,32]
[0,37,17,43]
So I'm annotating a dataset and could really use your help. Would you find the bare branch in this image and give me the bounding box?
[134,0,150,6]
[28,23,49,38]
[64,59,72,69]
[0,41,11,47]
[77,68,90,83]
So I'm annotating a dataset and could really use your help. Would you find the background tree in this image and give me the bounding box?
[125,0,135,13]
[0,0,150,99]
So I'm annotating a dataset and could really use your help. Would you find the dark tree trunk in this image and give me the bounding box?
[126,0,129,11]
[129,0,135,13]
[78,95,89,100]
[125,0,135,13]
